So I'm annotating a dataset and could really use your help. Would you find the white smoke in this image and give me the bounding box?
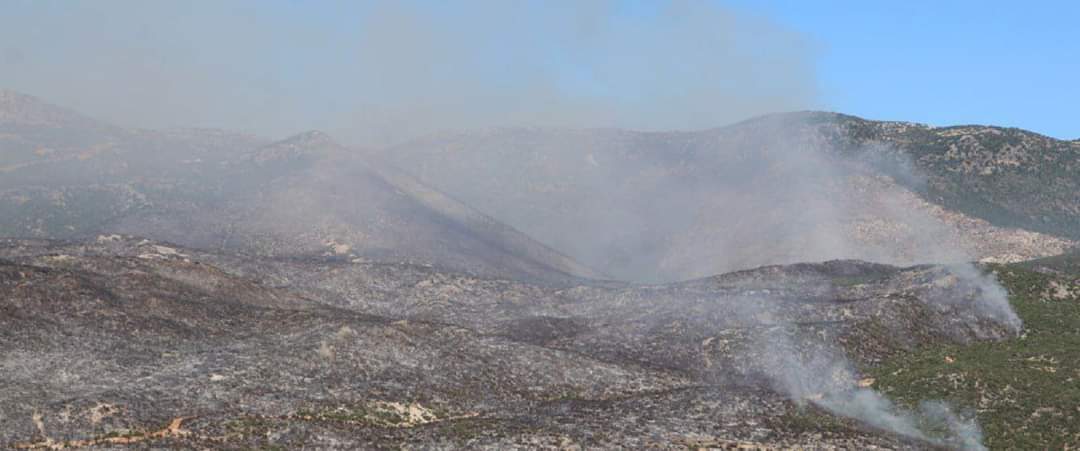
[761,325,986,450]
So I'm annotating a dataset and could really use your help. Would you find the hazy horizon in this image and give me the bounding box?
[0,1,820,146]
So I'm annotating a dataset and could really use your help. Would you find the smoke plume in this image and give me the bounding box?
[761,324,987,450]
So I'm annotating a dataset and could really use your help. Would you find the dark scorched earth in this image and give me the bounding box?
[0,236,1014,449]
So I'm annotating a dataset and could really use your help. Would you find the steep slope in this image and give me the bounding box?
[108,130,603,282]
[0,236,1023,449]
[0,91,600,282]
[383,113,1078,281]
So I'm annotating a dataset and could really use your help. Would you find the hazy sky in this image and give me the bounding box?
[1,0,1076,141]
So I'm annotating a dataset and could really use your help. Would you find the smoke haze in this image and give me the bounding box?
[0,0,819,145]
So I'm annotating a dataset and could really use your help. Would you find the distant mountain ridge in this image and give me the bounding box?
[0,89,107,129]
[384,111,1078,280]
[788,111,1080,238]
[0,90,602,283]
[3,90,1079,448]
[2,89,1076,282]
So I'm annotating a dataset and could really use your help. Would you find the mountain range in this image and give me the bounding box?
[2,89,1078,449]
[3,90,1077,283]
[0,89,600,284]
[384,112,1078,281]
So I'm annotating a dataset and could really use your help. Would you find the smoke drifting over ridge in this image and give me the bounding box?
[0,0,818,145]
[0,3,1029,449]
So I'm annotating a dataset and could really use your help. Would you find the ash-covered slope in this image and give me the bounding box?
[0,90,600,283]
[0,90,268,239]
[0,236,1016,449]
[109,130,602,282]
[384,113,1078,281]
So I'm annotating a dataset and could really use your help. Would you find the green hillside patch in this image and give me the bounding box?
[870,261,1080,449]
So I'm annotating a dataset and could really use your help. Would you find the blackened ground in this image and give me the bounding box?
[0,237,1015,449]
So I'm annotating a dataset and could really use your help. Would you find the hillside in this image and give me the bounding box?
[0,236,1027,449]
[4,90,1074,283]
[870,252,1080,448]
[3,90,1078,448]
[383,113,1078,281]
[0,91,600,283]
[793,112,1080,241]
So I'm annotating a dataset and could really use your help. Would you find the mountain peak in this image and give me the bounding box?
[277,130,337,147]
[0,89,106,130]
[0,88,33,102]
[247,130,345,165]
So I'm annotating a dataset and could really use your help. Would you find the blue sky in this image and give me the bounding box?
[725,0,1080,138]
[2,1,1076,140]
